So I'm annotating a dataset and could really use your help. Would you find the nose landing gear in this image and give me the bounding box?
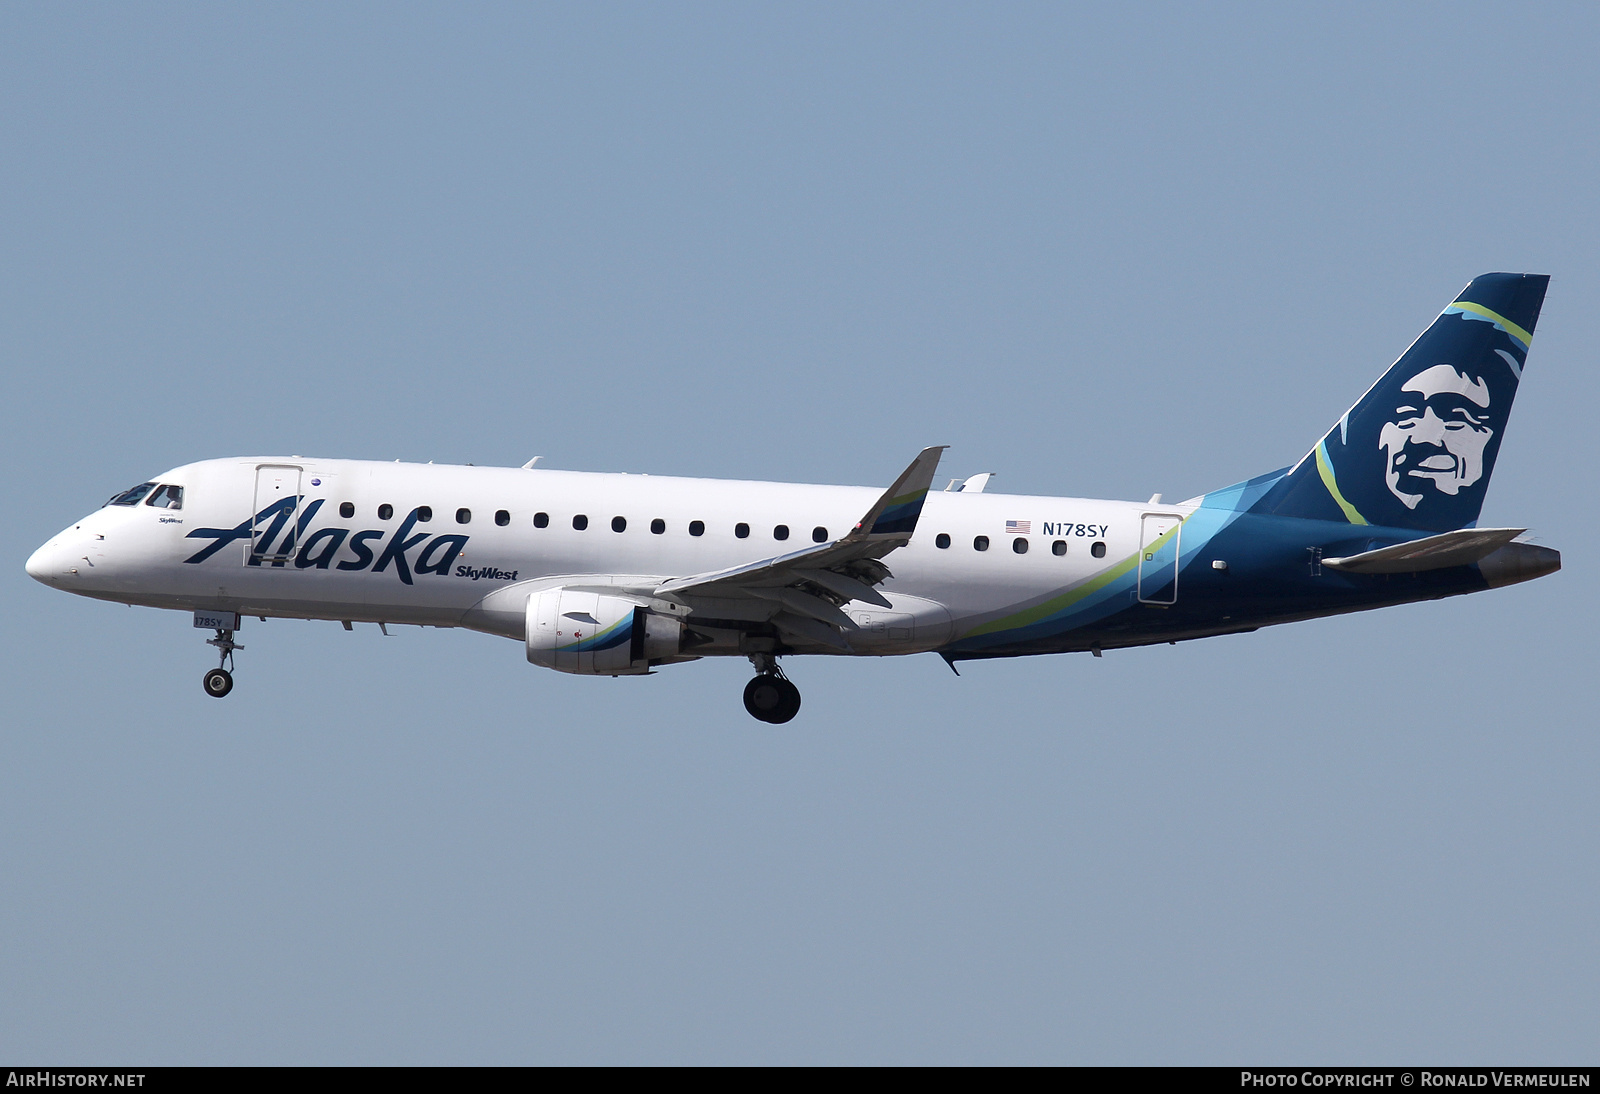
[203,628,242,698]
[743,656,801,723]
[203,667,233,697]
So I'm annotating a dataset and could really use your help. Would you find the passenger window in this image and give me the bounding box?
[378,504,394,520]
[812,526,828,543]
[1091,541,1107,558]
[573,514,588,531]
[935,533,951,549]
[612,516,627,532]
[735,523,750,539]
[456,508,471,524]
[146,484,184,510]
[689,520,705,537]
[1052,540,1067,556]
[974,535,990,552]
[773,524,789,541]
[534,512,549,528]
[340,502,355,519]
[416,506,433,522]
[651,518,666,534]
[495,510,510,526]
[1013,537,1029,554]
[107,482,156,507]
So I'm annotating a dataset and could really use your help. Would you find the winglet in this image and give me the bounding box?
[849,446,947,541]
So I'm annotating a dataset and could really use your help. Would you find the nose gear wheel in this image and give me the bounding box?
[202,627,243,698]
[203,668,234,697]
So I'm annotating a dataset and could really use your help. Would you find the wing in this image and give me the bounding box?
[649,446,946,650]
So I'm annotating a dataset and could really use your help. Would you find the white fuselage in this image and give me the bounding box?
[28,457,1180,657]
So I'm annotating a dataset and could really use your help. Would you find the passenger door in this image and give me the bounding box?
[250,465,303,565]
[1138,513,1181,605]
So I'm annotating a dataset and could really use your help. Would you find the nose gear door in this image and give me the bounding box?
[250,464,303,565]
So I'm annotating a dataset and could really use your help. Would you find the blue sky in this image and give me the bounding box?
[3,3,1596,1063]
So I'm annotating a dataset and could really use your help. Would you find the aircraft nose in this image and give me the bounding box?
[25,541,57,583]
[25,536,75,587]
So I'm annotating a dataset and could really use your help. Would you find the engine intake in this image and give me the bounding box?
[526,588,683,675]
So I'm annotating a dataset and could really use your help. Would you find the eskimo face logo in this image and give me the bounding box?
[1378,363,1494,510]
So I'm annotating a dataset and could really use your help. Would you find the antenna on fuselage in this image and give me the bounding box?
[521,456,543,469]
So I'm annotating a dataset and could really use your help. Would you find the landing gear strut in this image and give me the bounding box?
[203,628,242,698]
[743,656,801,724]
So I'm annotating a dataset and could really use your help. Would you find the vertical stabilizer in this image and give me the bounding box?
[1251,273,1548,532]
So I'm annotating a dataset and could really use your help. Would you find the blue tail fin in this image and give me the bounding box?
[1251,272,1548,532]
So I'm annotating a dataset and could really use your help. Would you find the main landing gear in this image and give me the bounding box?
[743,656,801,724]
[203,628,242,698]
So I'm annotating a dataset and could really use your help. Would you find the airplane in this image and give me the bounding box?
[26,273,1560,723]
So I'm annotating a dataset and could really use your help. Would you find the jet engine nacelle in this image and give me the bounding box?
[525,588,683,675]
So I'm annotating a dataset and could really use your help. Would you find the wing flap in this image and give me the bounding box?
[771,611,852,650]
[655,542,835,596]
[793,567,893,608]
[748,587,860,630]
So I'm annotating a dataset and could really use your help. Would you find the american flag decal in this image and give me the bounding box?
[1005,520,1031,534]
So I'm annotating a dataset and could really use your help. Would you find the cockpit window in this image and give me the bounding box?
[146,484,184,510]
[107,482,157,507]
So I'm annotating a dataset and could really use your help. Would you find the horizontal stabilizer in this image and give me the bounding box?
[1322,527,1526,574]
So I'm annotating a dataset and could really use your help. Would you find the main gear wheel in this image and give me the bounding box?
[743,673,801,723]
